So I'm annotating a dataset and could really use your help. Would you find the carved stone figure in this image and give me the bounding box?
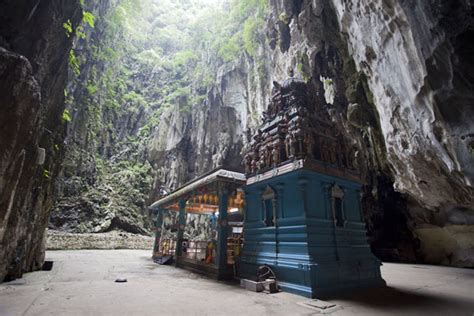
[244,152,252,174]
[329,143,337,164]
[251,156,257,174]
[305,132,315,158]
[289,132,297,158]
[265,143,273,167]
[285,132,292,159]
[272,140,283,165]
[320,138,330,162]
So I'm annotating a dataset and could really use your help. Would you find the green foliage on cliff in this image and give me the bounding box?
[68,50,80,75]
[63,20,73,37]
[243,16,265,57]
[67,0,269,152]
[57,0,270,235]
[65,9,95,73]
[217,35,241,62]
[62,109,72,122]
[82,11,95,28]
[69,0,270,165]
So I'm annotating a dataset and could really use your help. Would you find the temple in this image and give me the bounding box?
[149,168,246,279]
[239,72,385,297]
[149,72,385,297]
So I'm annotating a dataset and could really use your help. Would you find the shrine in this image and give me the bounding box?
[149,169,246,279]
[239,72,386,297]
[149,73,385,297]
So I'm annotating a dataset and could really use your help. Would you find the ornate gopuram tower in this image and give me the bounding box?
[240,74,385,298]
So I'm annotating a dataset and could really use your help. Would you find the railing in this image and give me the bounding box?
[182,240,215,264]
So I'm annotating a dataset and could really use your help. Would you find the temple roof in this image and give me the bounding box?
[148,168,246,210]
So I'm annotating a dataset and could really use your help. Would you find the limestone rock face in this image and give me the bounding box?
[148,59,268,191]
[331,0,474,210]
[330,0,474,266]
[48,0,155,237]
[0,0,81,281]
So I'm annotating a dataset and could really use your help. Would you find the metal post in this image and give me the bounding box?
[175,199,187,263]
[153,208,164,258]
[216,186,229,274]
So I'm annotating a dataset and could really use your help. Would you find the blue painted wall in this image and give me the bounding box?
[240,169,385,298]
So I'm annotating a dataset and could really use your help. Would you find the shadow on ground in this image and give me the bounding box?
[323,286,474,313]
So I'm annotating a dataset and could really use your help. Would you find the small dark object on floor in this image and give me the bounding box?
[153,255,173,265]
[115,277,127,283]
[267,281,278,293]
[42,261,54,271]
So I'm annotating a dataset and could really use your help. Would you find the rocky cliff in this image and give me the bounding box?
[48,0,153,236]
[332,0,474,266]
[0,0,82,281]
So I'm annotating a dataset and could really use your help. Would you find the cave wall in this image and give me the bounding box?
[148,60,268,191]
[0,0,82,281]
[49,0,155,236]
[331,0,474,266]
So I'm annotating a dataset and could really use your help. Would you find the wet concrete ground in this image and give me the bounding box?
[0,250,473,315]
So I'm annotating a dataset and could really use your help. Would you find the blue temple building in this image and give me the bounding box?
[239,160,385,297]
[239,74,385,297]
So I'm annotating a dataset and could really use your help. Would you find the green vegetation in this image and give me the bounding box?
[58,0,271,234]
[61,109,72,123]
[82,11,95,28]
[43,169,51,179]
[243,16,265,57]
[66,0,271,168]
[65,0,271,169]
[278,12,289,24]
[68,50,80,75]
[63,20,73,37]
[66,9,95,74]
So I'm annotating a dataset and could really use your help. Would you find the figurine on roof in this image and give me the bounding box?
[281,67,308,109]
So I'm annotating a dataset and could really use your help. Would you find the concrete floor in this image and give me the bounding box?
[0,250,473,315]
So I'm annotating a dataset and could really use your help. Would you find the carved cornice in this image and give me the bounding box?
[247,159,364,185]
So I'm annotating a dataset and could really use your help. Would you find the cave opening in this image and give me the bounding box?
[1,0,473,313]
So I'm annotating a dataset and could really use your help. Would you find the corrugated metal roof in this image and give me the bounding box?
[148,169,245,210]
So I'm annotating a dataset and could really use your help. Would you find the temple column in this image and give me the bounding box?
[275,183,284,219]
[298,177,308,216]
[216,186,229,274]
[175,199,187,263]
[153,208,164,258]
[322,183,332,219]
[275,183,284,259]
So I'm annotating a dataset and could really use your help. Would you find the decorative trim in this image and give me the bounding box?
[247,159,363,185]
[149,168,245,209]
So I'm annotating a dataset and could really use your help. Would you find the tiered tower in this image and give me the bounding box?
[240,74,385,298]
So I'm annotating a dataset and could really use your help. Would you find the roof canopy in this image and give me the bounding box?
[149,168,246,210]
